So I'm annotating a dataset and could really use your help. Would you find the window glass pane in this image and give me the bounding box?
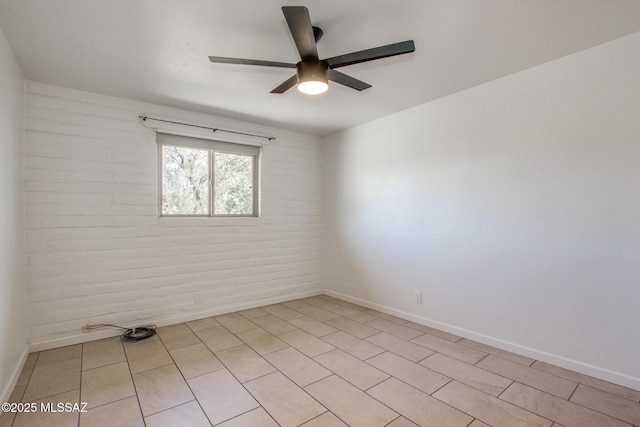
[214,152,254,215]
[162,145,209,215]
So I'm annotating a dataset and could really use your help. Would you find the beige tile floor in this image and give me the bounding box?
[2,295,639,427]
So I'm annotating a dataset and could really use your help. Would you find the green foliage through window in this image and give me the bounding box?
[161,145,256,216]
[214,152,254,215]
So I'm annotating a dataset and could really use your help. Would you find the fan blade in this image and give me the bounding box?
[328,70,372,91]
[209,56,296,68]
[325,40,415,69]
[282,6,318,62]
[270,75,298,94]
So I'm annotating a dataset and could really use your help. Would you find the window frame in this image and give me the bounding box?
[157,136,260,218]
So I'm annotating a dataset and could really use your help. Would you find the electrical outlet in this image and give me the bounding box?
[415,291,422,304]
[195,293,202,303]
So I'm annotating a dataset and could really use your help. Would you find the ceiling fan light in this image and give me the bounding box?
[298,80,328,95]
[296,61,329,95]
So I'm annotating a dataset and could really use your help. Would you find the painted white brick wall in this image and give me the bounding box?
[23,81,324,346]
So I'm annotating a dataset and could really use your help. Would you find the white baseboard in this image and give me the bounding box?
[324,289,640,391]
[29,289,322,352]
[1,345,29,405]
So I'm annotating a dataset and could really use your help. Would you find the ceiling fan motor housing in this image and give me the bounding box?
[296,61,328,85]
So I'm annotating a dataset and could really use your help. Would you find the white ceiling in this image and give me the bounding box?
[1,0,640,136]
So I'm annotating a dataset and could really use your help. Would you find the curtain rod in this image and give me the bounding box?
[139,115,276,142]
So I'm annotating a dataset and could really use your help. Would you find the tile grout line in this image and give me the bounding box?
[155,329,213,426]
[440,379,556,427]
[529,361,640,403]
[473,353,490,366]
[361,372,476,427]
[119,336,149,427]
[254,298,399,424]
[566,382,579,401]
[562,383,640,426]
[219,334,330,427]
[383,414,403,426]
[498,381,632,426]
[359,347,556,425]
[77,344,84,427]
[320,331,523,407]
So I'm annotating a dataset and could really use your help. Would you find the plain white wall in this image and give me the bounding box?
[0,26,27,402]
[23,82,324,349]
[324,32,640,389]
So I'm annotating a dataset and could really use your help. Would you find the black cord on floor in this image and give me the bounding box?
[83,323,157,341]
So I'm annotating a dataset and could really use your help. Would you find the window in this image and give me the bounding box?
[158,133,260,217]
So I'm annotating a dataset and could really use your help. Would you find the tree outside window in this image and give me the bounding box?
[161,144,257,216]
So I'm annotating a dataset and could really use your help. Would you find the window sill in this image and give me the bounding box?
[157,215,261,227]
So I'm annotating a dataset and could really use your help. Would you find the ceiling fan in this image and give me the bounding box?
[208,6,415,95]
